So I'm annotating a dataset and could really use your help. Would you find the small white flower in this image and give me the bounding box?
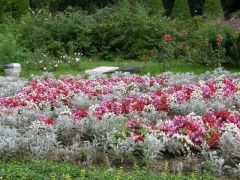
[54,64,58,68]
[43,67,47,71]
[75,58,80,62]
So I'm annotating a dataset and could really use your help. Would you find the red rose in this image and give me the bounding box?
[163,34,173,42]
[182,41,187,47]
[216,34,223,43]
[182,30,187,36]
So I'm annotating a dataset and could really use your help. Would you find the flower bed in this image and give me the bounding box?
[0,69,240,175]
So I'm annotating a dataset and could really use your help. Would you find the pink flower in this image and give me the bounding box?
[216,34,223,43]
[163,34,173,42]
[72,108,88,121]
[182,30,187,36]
[182,41,187,47]
[37,115,56,125]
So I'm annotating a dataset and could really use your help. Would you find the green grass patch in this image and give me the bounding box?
[1,58,239,78]
[0,160,216,179]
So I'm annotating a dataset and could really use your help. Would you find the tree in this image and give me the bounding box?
[203,0,224,18]
[148,0,164,13]
[171,0,191,19]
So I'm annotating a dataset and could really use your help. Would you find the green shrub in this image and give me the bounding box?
[187,24,239,67]
[203,0,224,18]
[0,0,29,21]
[171,0,192,19]
[0,33,27,67]
[147,0,164,13]
[29,0,116,11]
[0,0,12,21]
[11,0,30,18]
[6,2,176,60]
[226,33,240,66]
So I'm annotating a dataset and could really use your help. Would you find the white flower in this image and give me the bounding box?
[75,58,80,62]
[54,64,58,68]
[43,67,47,71]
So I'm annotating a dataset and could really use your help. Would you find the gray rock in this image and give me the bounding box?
[118,65,145,73]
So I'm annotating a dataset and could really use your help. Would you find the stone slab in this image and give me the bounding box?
[118,65,145,73]
[85,66,119,75]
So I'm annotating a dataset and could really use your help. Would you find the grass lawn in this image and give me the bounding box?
[1,57,238,78]
[0,160,216,180]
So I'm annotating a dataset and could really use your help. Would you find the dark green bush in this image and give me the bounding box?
[203,0,224,18]
[162,0,175,16]
[188,0,204,16]
[147,0,164,13]
[29,0,116,11]
[171,0,192,19]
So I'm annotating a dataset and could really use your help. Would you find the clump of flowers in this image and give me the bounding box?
[127,118,147,143]
[160,114,207,146]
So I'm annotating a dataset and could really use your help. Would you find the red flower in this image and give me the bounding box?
[132,103,145,111]
[37,115,56,125]
[73,108,89,120]
[163,34,173,42]
[216,34,223,43]
[135,135,145,143]
[182,41,187,47]
[214,109,230,121]
[182,30,187,36]
[206,129,221,147]
[186,124,197,132]
[44,118,56,125]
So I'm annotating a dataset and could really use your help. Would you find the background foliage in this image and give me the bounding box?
[0,0,239,70]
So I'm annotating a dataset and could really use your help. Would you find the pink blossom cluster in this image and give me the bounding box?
[127,118,146,143]
[160,115,206,145]
[92,90,169,120]
[161,109,240,147]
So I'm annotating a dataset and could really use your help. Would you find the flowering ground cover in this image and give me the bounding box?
[0,68,240,176]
